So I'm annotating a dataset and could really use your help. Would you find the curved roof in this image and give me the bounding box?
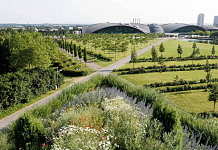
[162,23,206,33]
[148,24,164,33]
[82,23,150,34]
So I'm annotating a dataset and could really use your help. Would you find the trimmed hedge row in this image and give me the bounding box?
[146,78,218,88]
[114,63,218,72]
[159,84,212,93]
[0,68,64,110]
[61,69,89,77]
[181,114,218,146]
[119,64,218,75]
[87,51,112,62]
[133,56,218,63]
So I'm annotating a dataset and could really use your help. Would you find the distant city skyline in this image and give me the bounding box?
[0,0,218,25]
[197,13,204,26]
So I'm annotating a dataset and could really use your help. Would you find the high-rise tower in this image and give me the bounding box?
[197,13,204,26]
[214,16,218,27]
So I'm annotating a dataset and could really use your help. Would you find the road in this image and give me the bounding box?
[0,38,167,129]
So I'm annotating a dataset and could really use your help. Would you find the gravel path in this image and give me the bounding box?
[0,38,167,129]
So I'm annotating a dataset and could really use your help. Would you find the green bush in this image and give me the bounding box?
[0,130,14,150]
[11,114,47,149]
[0,68,64,110]
[181,114,218,146]
[153,101,184,149]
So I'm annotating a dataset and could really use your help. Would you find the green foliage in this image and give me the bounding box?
[11,114,46,149]
[212,45,216,56]
[0,130,14,150]
[159,42,165,58]
[83,48,87,63]
[0,32,59,73]
[181,114,218,146]
[192,42,197,49]
[177,44,183,58]
[153,101,181,133]
[77,46,82,59]
[209,84,218,111]
[4,74,218,148]
[151,46,158,62]
[131,49,137,68]
[0,68,64,110]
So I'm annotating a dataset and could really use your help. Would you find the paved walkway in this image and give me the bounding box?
[0,38,167,129]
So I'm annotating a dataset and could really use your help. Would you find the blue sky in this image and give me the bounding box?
[0,0,218,24]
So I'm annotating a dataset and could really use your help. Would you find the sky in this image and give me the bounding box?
[0,0,218,25]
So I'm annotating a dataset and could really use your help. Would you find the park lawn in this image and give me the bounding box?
[95,39,159,67]
[119,59,218,70]
[165,90,218,113]
[70,39,159,67]
[139,39,218,59]
[117,69,218,86]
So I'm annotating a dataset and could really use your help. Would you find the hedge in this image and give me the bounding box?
[0,68,64,110]
[6,74,218,147]
[87,51,112,62]
[114,63,218,72]
[133,55,218,63]
[159,84,212,93]
[117,64,218,75]
[145,78,218,88]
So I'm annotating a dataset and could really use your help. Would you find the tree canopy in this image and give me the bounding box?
[0,32,60,73]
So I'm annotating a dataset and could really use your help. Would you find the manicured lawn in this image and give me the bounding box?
[139,39,218,58]
[165,90,217,113]
[95,39,159,67]
[118,69,218,85]
[116,39,218,113]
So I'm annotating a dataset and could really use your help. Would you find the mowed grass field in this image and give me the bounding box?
[95,40,156,67]
[116,39,218,113]
[70,39,159,67]
[165,90,216,113]
[139,39,218,58]
[118,70,218,85]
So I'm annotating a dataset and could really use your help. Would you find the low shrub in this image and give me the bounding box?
[160,84,212,93]
[11,114,47,150]
[61,69,88,77]
[146,78,218,88]
[87,51,112,62]
[181,114,218,146]
[133,56,218,63]
[118,63,218,75]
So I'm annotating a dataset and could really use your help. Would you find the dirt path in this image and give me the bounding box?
[0,38,167,129]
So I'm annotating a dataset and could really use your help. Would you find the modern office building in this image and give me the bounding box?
[197,13,204,26]
[214,16,218,27]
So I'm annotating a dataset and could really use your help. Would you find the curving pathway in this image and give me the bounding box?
[0,38,167,129]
